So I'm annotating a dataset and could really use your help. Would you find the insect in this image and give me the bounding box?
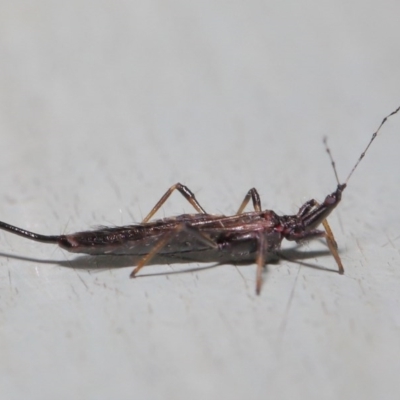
[1,107,399,294]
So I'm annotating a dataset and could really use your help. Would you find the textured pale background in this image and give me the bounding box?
[0,1,400,400]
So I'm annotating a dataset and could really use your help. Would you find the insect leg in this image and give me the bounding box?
[321,219,344,274]
[130,224,218,278]
[255,233,266,295]
[142,183,207,223]
[309,196,344,274]
[236,188,261,214]
[295,216,344,275]
[297,199,319,218]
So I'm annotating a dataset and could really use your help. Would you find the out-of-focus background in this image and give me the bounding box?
[1,1,400,399]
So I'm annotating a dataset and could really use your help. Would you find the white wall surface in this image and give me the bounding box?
[0,1,400,399]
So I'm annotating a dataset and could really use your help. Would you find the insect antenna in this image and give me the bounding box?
[345,106,400,185]
[323,136,340,186]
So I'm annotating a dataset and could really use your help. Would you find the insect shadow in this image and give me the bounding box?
[0,243,336,278]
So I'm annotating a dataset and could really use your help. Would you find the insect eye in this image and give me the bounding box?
[324,194,336,205]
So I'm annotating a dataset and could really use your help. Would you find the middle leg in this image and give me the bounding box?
[236,188,262,215]
[142,183,207,223]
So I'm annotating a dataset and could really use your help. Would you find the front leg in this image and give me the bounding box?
[297,197,343,274]
[321,220,343,274]
[293,228,344,275]
[297,199,319,218]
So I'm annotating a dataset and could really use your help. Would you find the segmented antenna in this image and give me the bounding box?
[323,136,340,186]
[345,106,400,184]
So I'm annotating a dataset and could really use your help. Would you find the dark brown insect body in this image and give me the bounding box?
[60,211,283,259]
[1,107,399,294]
